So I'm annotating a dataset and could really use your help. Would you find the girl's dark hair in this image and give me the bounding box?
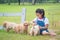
[36,8,45,18]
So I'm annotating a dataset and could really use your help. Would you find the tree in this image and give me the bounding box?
[8,0,10,5]
[32,0,36,5]
[18,0,20,5]
[56,0,59,3]
[22,0,24,5]
[38,0,42,3]
[0,0,5,4]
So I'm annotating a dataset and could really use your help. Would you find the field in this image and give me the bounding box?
[0,3,60,40]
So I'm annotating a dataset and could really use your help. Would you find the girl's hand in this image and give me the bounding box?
[30,22,36,26]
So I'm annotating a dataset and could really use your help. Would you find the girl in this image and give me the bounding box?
[31,8,56,36]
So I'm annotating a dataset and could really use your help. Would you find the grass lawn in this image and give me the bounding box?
[0,3,60,40]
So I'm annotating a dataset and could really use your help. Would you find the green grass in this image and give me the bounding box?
[0,3,60,40]
[0,30,53,40]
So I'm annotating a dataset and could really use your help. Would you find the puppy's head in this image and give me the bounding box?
[23,21,30,27]
[3,21,8,28]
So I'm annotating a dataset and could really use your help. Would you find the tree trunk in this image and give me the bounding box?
[18,0,20,5]
[22,0,24,5]
[8,0,10,5]
[39,0,42,3]
[32,0,36,5]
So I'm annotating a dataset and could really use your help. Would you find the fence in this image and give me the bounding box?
[0,8,26,30]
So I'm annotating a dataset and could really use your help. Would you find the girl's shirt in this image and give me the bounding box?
[32,17,49,26]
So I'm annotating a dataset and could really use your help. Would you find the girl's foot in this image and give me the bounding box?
[49,31,56,37]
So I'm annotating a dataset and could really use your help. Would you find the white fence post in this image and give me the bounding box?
[21,8,26,23]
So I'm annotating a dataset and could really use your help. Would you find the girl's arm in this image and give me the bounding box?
[39,24,49,29]
[30,21,37,26]
[40,18,49,29]
[30,18,37,26]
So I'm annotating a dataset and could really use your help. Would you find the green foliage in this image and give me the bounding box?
[0,0,6,4]
[0,0,60,4]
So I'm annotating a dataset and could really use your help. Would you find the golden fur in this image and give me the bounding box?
[29,25,40,36]
[3,21,16,32]
[14,21,30,34]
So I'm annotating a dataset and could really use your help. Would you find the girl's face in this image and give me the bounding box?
[36,13,43,19]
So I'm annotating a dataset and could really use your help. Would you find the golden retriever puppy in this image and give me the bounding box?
[29,25,40,36]
[3,21,16,32]
[14,21,30,34]
[13,24,21,33]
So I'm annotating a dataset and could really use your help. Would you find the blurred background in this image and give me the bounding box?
[0,0,60,40]
[0,0,60,5]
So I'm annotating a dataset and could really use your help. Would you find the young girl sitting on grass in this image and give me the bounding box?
[31,8,56,36]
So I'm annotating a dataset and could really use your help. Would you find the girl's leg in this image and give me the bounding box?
[42,31,49,35]
[49,31,56,36]
[42,30,56,36]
